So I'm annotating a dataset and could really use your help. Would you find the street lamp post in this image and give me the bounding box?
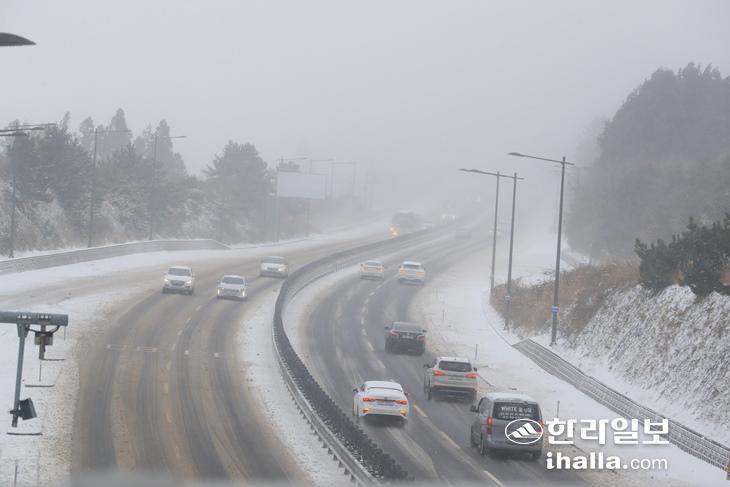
[148,134,186,240]
[86,128,131,247]
[460,169,523,329]
[2,124,53,258]
[508,152,574,345]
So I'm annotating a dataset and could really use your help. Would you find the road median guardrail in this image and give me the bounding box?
[272,227,453,483]
[514,338,730,471]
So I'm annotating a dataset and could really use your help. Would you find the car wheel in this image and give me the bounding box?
[426,385,432,400]
[479,434,489,456]
[469,428,477,447]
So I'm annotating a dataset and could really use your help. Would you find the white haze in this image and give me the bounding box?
[2,0,730,221]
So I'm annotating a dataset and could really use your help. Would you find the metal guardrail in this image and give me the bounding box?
[514,338,730,471]
[0,239,230,275]
[272,228,449,483]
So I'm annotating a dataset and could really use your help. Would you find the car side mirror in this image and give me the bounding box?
[473,367,478,371]
[404,392,409,397]
[384,326,390,330]
[353,388,358,393]
[422,329,427,333]
[470,405,478,413]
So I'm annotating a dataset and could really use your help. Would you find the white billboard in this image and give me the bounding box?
[276,171,327,200]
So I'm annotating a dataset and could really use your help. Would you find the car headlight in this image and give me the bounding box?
[164,278,170,283]
[186,279,193,284]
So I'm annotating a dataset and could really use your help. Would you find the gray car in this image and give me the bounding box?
[469,392,543,460]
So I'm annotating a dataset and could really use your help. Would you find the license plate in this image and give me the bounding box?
[377,401,392,406]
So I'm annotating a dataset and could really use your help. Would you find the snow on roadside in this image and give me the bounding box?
[236,292,345,485]
[410,246,728,487]
[0,222,387,485]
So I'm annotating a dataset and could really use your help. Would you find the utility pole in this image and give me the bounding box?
[86,127,131,247]
[490,172,500,297]
[148,133,186,240]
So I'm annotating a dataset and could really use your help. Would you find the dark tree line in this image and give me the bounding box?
[568,63,730,257]
[635,216,730,296]
[0,108,328,253]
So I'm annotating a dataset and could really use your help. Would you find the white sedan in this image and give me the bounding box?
[353,380,409,424]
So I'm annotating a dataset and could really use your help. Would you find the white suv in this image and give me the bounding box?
[423,356,478,401]
[162,266,196,295]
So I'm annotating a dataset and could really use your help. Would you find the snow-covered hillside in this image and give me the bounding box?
[552,284,730,446]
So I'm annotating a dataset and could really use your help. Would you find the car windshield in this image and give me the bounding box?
[439,361,472,372]
[263,257,286,264]
[168,268,191,276]
[222,277,244,285]
[493,402,540,421]
[403,263,422,270]
[393,323,422,333]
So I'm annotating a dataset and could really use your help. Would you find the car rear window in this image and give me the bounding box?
[439,361,472,372]
[222,277,244,285]
[393,323,422,332]
[262,257,286,264]
[403,263,422,269]
[168,268,191,276]
[493,402,540,421]
[365,261,381,266]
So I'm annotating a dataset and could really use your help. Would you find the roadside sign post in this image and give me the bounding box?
[0,311,68,428]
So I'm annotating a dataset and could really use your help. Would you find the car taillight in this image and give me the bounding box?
[433,370,445,376]
[467,372,477,379]
[487,416,493,434]
[416,335,425,341]
[389,331,398,337]
[539,419,544,428]
[362,396,377,402]
[395,399,408,405]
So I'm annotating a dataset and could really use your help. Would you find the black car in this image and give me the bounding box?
[384,321,426,354]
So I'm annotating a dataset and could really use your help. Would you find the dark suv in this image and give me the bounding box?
[384,321,426,354]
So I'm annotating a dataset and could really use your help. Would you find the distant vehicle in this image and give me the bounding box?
[216,275,247,300]
[469,392,544,460]
[384,321,426,354]
[260,256,289,278]
[423,356,478,401]
[454,228,472,240]
[397,261,426,284]
[162,266,196,295]
[441,212,457,222]
[390,211,423,237]
[353,380,409,424]
[360,260,385,280]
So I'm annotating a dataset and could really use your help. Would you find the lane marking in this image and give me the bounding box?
[136,346,157,353]
[105,344,126,351]
[163,383,169,395]
[361,329,367,336]
[166,412,173,424]
[184,350,190,356]
[366,342,374,352]
[171,343,177,352]
[165,361,171,371]
[440,431,461,451]
[195,305,202,311]
[412,404,428,418]
[213,352,220,358]
[483,469,505,487]
[177,329,183,336]
[376,359,385,369]
[360,305,367,314]
[360,317,365,326]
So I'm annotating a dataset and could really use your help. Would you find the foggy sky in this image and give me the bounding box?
[3,0,730,190]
